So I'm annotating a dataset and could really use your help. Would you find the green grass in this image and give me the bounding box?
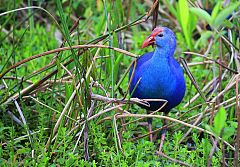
[0,0,239,166]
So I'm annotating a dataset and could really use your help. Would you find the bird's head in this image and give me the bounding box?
[142,27,176,49]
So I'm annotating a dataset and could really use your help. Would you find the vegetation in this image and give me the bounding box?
[0,0,239,166]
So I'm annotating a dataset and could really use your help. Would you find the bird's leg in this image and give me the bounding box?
[147,118,153,142]
[158,113,168,153]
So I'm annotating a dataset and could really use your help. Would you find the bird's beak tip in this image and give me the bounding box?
[141,27,163,48]
[141,36,154,48]
[141,41,149,48]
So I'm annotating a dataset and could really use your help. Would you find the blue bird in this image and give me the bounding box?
[129,27,186,152]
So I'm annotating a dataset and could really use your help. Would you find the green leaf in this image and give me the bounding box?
[194,31,213,49]
[112,33,123,85]
[84,7,93,18]
[189,8,212,25]
[223,126,235,141]
[115,0,124,25]
[165,0,177,18]
[213,107,227,136]
[178,0,192,49]
[56,58,64,77]
[175,3,180,27]
[179,0,189,31]
[211,2,221,20]
[65,83,71,104]
[17,148,30,154]
[205,124,214,133]
[213,2,240,28]
[229,121,238,128]
[188,14,197,33]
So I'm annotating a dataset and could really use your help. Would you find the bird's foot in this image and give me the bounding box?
[149,132,153,142]
[147,118,153,142]
[157,127,167,153]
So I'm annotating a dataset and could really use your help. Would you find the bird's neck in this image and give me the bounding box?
[152,45,175,60]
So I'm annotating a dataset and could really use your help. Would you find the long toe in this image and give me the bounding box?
[147,118,153,142]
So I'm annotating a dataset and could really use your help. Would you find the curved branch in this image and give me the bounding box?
[0,44,138,79]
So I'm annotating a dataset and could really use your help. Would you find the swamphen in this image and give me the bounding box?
[129,27,186,152]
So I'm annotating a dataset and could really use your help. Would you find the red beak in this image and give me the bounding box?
[141,27,163,48]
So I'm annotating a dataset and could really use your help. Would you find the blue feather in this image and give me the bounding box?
[129,27,186,112]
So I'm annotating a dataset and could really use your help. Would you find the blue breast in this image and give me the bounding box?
[129,52,186,112]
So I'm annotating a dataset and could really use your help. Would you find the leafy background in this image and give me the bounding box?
[0,0,239,166]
